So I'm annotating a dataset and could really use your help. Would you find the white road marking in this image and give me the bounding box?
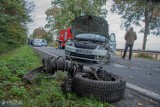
[126,83,160,102]
[34,47,160,102]
[34,47,58,57]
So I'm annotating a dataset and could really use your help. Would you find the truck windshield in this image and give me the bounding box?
[75,34,107,42]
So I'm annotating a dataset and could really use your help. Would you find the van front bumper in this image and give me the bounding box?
[65,46,109,62]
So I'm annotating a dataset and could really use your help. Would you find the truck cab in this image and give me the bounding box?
[58,28,73,49]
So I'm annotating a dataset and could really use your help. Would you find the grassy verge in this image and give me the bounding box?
[115,51,155,60]
[134,53,154,60]
[0,45,113,107]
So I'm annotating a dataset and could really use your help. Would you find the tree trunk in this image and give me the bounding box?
[142,1,150,50]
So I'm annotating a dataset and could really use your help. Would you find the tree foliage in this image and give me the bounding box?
[111,0,160,50]
[45,0,107,31]
[33,27,47,38]
[32,27,53,43]
[0,0,34,53]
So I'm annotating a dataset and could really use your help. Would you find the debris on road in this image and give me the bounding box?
[138,102,143,106]
[23,56,126,103]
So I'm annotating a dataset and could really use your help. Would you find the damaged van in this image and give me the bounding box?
[65,15,116,62]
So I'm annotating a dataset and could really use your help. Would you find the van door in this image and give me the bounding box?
[109,33,116,55]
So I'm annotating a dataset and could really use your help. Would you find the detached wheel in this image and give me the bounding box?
[72,73,126,103]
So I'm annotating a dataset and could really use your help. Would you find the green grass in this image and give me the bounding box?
[0,45,113,107]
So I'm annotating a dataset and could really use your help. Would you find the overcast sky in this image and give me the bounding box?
[28,0,160,50]
[28,0,51,35]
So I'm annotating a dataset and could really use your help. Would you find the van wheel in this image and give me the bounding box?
[72,73,126,102]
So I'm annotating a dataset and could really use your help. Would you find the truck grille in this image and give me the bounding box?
[74,42,97,49]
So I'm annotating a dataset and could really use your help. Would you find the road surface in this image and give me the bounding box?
[30,46,160,107]
[34,46,160,95]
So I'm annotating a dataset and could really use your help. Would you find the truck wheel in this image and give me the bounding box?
[62,46,65,49]
[72,73,126,102]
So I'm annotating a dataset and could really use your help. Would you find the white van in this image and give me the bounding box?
[65,15,116,62]
[33,39,47,47]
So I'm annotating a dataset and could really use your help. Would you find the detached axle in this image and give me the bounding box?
[22,56,126,103]
[23,56,116,83]
[22,56,84,83]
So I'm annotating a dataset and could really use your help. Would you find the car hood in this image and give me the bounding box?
[71,15,109,39]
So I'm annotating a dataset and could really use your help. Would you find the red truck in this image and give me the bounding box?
[58,28,73,49]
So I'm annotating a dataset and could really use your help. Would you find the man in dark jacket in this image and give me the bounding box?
[122,27,137,60]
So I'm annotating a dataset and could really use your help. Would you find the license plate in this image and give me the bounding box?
[76,49,91,55]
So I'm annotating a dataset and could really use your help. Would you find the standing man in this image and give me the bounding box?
[122,27,137,60]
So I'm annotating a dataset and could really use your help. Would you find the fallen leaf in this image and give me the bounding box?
[150,99,154,103]
[138,102,143,106]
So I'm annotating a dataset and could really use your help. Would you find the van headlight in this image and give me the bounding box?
[98,45,105,50]
[67,41,74,46]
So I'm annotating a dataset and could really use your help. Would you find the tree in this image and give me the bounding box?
[32,27,53,43]
[111,0,160,50]
[33,27,48,38]
[0,0,34,53]
[47,31,54,43]
[45,0,107,31]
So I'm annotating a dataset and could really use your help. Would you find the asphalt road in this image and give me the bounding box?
[1,46,160,107]
[34,46,160,95]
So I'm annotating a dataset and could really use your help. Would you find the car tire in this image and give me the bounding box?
[72,73,126,102]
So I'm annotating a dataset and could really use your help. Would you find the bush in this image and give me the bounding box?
[0,43,11,53]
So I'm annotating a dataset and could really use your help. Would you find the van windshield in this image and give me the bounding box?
[75,34,108,42]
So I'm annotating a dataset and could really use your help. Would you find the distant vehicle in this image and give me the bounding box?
[58,28,73,49]
[40,39,48,46]
[29,38,47,47]
[28,38,34,46]
[65,15,116,63]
